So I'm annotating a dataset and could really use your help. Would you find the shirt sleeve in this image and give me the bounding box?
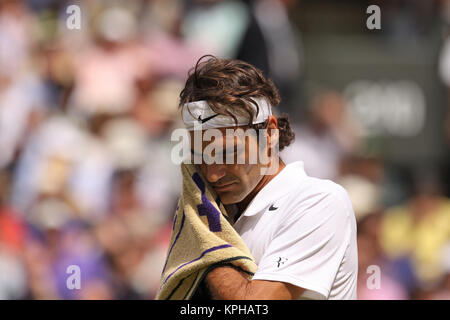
[251,185,353,299]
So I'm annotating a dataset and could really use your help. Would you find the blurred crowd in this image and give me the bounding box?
[0,0,449,300]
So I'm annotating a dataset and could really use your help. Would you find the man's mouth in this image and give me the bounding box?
[213,181,237,192]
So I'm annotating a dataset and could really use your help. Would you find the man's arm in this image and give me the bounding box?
[205,266,305,300]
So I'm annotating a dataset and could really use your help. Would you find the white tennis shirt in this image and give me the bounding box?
[234,161,358,300]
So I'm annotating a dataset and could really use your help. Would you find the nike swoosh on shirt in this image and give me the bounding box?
[198,113,220,123]
[269,204,278,211]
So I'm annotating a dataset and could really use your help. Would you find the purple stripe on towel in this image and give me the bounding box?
[161,210,186,275]
[192,172,222,232]
[162,244,232,286]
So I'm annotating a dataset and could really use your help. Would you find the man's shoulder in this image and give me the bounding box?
[288,174,349,203]
[282,175,353,218]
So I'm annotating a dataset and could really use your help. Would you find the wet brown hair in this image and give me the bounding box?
[179,55,294,151]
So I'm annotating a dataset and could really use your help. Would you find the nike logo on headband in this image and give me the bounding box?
[198,113,220,123]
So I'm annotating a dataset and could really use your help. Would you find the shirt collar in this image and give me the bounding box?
[240,161,307,218]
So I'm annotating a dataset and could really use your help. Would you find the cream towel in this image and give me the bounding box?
[156,163,257,300]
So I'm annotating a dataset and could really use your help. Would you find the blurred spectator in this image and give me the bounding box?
[182,0,251,60]
[142,0,206,80]
[281,89,361,180]
[68,7,149,116]
[427,243,450,299]
[11,114,114,221]
[183,0,304,115]
[0,70,49,169]
[248,0,304,116]
[0,0,33,76]
[0,244,28,299]
[0,170,28,299]
[379,169,450,290]
[338,156,384,221]
[357,212,410,300]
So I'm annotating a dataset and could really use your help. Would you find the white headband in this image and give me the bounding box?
[182,97,272,130]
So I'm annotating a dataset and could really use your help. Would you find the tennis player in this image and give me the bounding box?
[180,55,358,300]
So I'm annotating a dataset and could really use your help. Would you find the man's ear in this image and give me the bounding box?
[267,115,278,130]
[266,116,279,149]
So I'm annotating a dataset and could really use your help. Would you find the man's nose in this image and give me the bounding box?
[204,164,226,184]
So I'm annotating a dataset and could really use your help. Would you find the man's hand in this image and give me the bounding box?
[205,266,305,300]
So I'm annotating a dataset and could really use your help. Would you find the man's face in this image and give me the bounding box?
[189,127,266,205]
